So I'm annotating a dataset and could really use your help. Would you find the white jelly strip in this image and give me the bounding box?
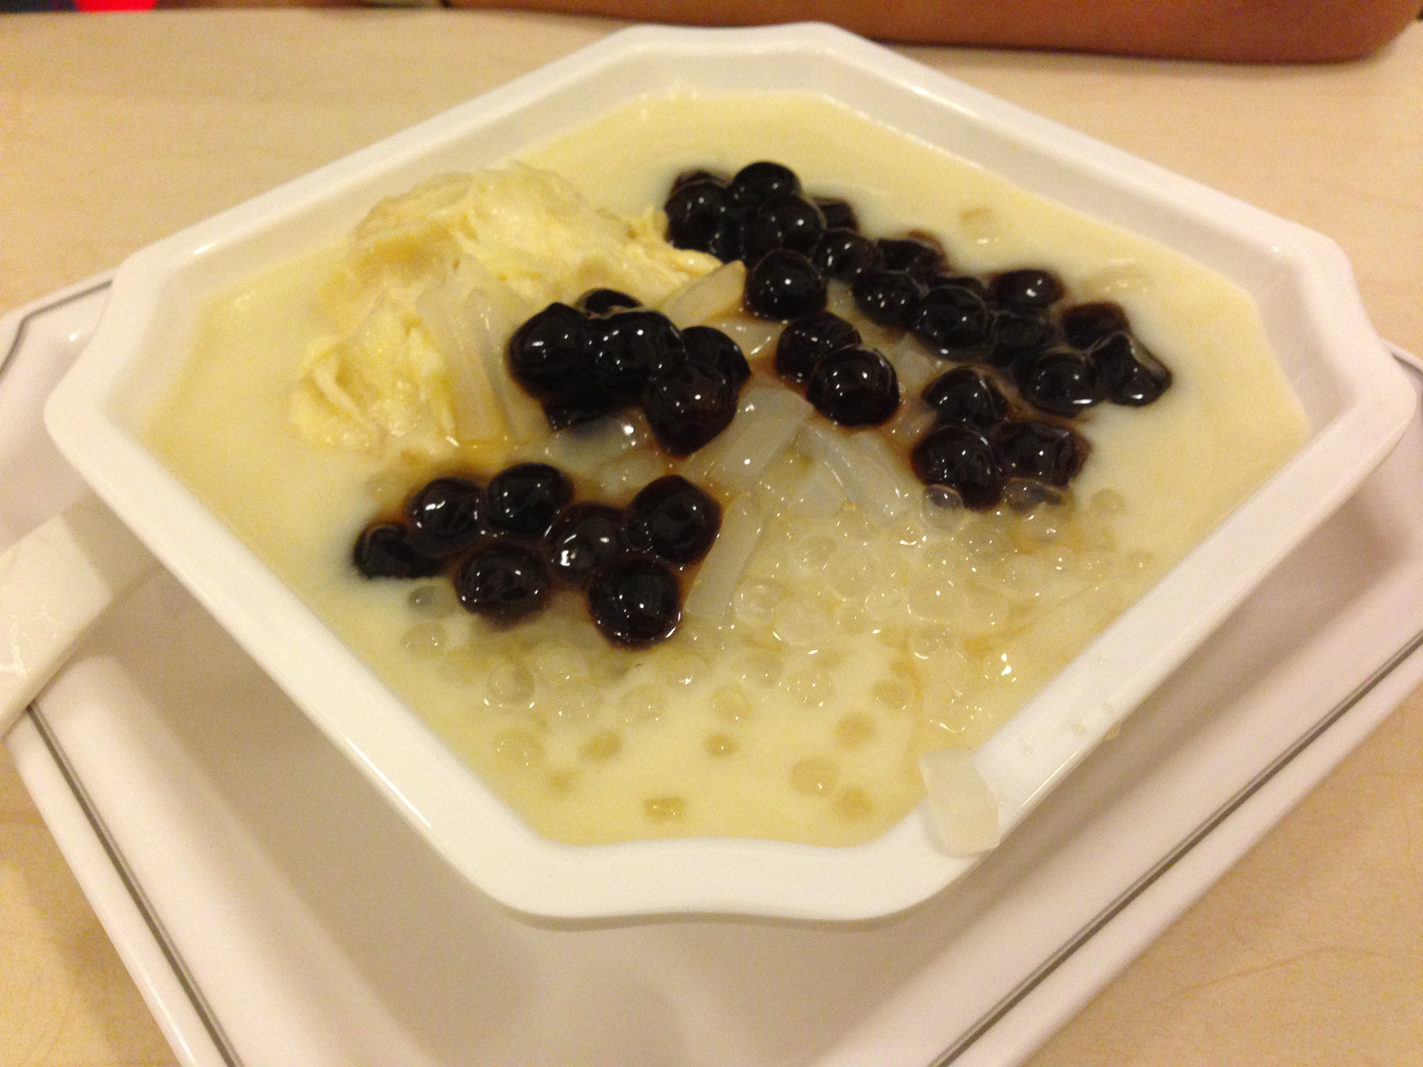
[918,748,1002,856]
[683,494,766,623]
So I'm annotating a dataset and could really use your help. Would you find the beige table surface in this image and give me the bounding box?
[1,10,1421,1066]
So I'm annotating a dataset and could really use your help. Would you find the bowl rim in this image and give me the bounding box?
[42,21,1417,922]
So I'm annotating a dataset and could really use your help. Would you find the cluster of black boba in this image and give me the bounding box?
[356,162,1180,646]
[663,160,1173,509]
[911,368,1088,510]
[353,463,721,647]
[506,288,751,455]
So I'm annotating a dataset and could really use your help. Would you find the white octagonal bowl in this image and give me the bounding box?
[42,23,1415,922]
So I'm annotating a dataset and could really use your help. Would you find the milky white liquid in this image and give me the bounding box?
[146,94,1307,846]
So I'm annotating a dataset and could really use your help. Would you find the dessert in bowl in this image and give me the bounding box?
[43,24,1414,921]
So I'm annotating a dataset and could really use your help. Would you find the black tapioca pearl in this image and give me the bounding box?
[590,309,688,403]
[744,248,828,321]
[682,325,751,391]
[991,419,1088,487]
[506,302,595,403]
[455,539,551,625]
[851,269,924,330]
[921,367,1010,431]
[775,310,861,385]
[406,476,483,557]
[707,216,747,263]
[586,555,682,648]
[910,423,1006,510]
[542,394,618,429]
[545,502,627,588]
[1092,331,1173,406]
[805,345,901,427]
[1015,347,1102,417]
[877,235,948,280]
[740,193,826,262]
[728,161,802,210]
[987,307,1060,368]
[1061,301,1132,349]
[353,522,446,580]
[665,177,738,256]
[624,475,722,566]
[990,268,1066,309]
[814,197,859,232]
[482,462,574,541]
[914,284,992,357]
[924,274,988,299]
[812,228,883,282]
[641,362,739,455]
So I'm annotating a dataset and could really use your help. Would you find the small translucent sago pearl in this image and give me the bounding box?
[644,796,686,821]
[488,657,536,707]
[494,729,544,767]
[407,583,458,618]
[711,685,753,723]
[835,787,874,821]
[401,621,447,656]
[704,733,739,757]
[579,731,622,762]
[834,713,874,749]
[790,757,840,796]
[619,683,666,725]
